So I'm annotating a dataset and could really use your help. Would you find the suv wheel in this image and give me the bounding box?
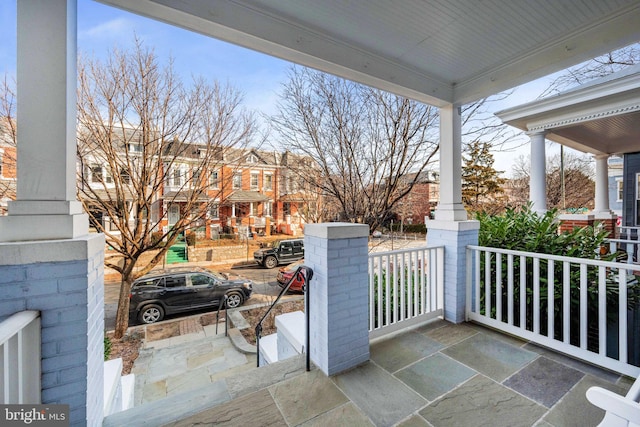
[264,255,278,269]
[225,291,244,308]
[138,304,164,324]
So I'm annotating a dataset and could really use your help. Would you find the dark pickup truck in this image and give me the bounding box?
[253,238,304,268]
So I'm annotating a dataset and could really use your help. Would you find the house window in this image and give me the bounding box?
[233,172,242,189]
[209,203,219,219]
[247,154,257,163]
[264,174,273,191]
[616,178,623,202]
[192,170,201,186]
[120,167,131,184]
[250,202,259,216]
[127,143,142,153]
[250,172,259,190]
[283,202,291,216]
[105,170,113,184]
[173,168,183,187]
[210,171,219,189]
[91,164,102,183]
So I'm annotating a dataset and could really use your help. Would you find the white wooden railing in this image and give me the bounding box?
[619,226,640,240]
[607,239,640,264]
[0,311,41,404]
[368,246,444,339]
[467,245,640,377]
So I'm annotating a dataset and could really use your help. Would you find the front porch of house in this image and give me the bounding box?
[102,319,634,427]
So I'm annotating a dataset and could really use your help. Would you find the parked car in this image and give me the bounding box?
[129,267,253,324]
[276,259,306,292]
[253,238,304,268]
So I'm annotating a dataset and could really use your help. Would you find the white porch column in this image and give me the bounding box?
[0,3,105,427]
[593,154,611,214]
[232,203,236,217]
[0,0,87,242]
[435,104,467,221]
[427,103,479,324]
[529,130,547,213]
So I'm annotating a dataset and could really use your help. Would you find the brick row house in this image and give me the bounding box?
[2,120,318,239]
[0,117,16,215]
[77,131,318,240]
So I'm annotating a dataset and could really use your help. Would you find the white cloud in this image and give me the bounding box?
[80,18,133,42]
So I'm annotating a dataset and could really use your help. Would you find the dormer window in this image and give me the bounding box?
[247,154,257,164]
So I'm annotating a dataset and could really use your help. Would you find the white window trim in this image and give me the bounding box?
[616,177,623,202]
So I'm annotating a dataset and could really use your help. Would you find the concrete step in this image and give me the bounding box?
[103,354,307,427]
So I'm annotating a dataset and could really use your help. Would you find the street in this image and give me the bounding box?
[104,263,292,330]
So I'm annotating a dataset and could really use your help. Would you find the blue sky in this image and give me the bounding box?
[0,0,570,175]
[0,1,291,117]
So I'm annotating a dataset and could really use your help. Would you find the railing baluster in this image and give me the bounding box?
[580,264,588,350]
[496,253,502,322]
[507,254,514,326]
[548,260,554,340]
[520,255,526,330]
[485,250,491,318]
[533,258,540,335]
[598,266,607,356]
[475,249,481,315]
[563,261,570,344]
[619,269,628,364]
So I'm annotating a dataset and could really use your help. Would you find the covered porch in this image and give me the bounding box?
[2,1,640,426]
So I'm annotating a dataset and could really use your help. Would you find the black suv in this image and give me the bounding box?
[253,238,304,268]
[129,267,253,324]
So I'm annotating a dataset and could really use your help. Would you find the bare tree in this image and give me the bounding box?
[77,40,257,338]
[271,67,439,232]
[510,152,595,211]
[539,44,639,97]
[0,75,17,212]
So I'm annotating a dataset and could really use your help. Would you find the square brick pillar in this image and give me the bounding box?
[0,235,105,426]
[426,220,479,323]
[304,223,370,376]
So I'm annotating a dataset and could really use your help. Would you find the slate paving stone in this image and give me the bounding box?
[395,353,475,401]
[297,402,374,427]
[371,331,443,373]
[523,342,621,383]
[395,414,431,427]
[442,333,537,381]
[270,369,349,425]
[166,366,212,396]
[420,375,546,427]
[503,356,584,407]
[165,388,287,427]
[333,361,426,427]
[422,322,477,346]
[544,374,630,427]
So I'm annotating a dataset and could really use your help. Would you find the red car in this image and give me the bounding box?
[276,259,306,292]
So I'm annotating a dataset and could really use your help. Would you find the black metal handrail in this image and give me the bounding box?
[255,265,314,370]
[215,295,228,336]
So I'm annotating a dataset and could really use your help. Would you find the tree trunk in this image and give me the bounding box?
[113,277,132,339]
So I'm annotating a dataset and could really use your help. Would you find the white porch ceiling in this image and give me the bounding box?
[496,65,640,156]
[98,0,640,107]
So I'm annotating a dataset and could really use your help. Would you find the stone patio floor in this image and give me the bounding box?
[103,319,634,427]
